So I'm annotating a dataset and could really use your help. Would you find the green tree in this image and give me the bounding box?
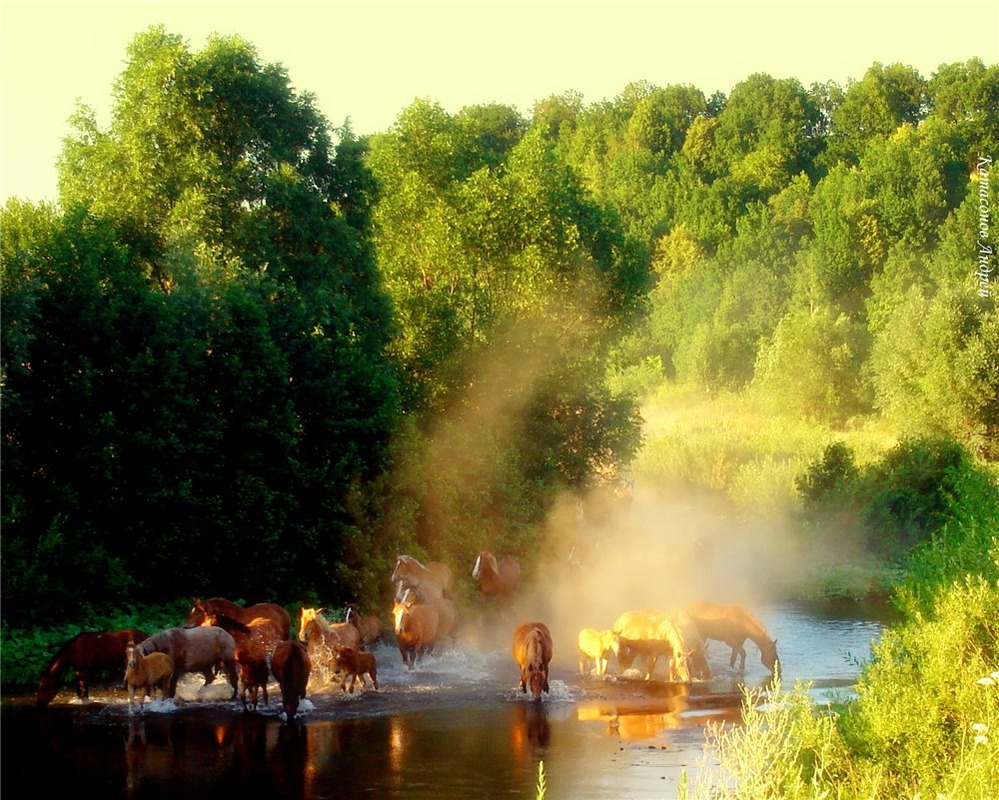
[3,28,400,621]
[753,304,871,423]
[709,73,823,190]
[927,58,999,163]
[824,62,927,165]
[869,284,998,457]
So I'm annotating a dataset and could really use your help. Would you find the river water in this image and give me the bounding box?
[1,602,888,800]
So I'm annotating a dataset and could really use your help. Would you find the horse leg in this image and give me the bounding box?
[224,658,239,699]
[729,643,747,671]
[75,671,88,700]
[167,670,180,699]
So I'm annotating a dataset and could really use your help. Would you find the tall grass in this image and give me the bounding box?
[635,385,896,513]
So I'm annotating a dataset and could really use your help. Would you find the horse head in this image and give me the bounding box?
[125,641,141,671]
[36,675,59,707]
[472,552,496,580]
[391,594,416,635]
[298,608,323,642]
[762,638,779,673]
[391,555,417,584]
[183,598,208,628]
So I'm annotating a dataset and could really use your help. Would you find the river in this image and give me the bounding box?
[1,601,888,800]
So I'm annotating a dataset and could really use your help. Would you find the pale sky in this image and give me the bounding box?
[2,1,997,204]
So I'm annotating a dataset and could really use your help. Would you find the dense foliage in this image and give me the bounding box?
[561,63,997,454]
[2,29,402,621]
[0,28,651,631]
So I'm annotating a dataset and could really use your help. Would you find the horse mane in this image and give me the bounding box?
[209,612,252,634]
[740,608,772,647]
[526,627,546,658]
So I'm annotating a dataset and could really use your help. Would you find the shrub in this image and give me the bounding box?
[859,436,979,554]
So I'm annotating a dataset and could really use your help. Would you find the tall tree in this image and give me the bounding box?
[3,28,400,619]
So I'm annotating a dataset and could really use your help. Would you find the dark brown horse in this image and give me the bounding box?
[139,627,239,699]
[513,622,554,701]
[199,612,283,710]
[184,597,291,641]
[271,640,311,720]
[472,552,521,604]
[37,629,149,707]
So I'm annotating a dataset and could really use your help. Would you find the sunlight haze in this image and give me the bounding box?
[2,1,996,203]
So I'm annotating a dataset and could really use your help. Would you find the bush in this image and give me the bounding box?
[859,437,980,554]
[795,440,860,514]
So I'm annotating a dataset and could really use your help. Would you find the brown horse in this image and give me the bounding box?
[391,555,452,601]
[200,613,283,710]
[300,613,362,684]
[37,629,149,707]
[271,640,311,720]
[472,552,521,604]
[392,597,439,669]
[513,622,554,701]
[664,608,712,681]
[345,604,382,646]
[184,597,291,641]
[124,642,174,708]
[299,609,361,649]
[138,627,239,699]
[686,601,779,673]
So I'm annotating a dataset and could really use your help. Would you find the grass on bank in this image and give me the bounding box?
[691,464,999,799]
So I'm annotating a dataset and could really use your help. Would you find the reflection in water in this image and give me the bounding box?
[578,701,684,739]
[577,681,689,740]
[511,702,552,758]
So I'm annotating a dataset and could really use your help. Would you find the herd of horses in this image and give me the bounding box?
[34,552,780,714]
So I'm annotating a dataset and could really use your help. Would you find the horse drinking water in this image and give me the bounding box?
[686,601,779,673]
[37,629,149,707]
[513,622,554,701]
[271,640,311,721]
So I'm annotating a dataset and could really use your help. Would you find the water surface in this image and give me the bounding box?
[2,602,888,799]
